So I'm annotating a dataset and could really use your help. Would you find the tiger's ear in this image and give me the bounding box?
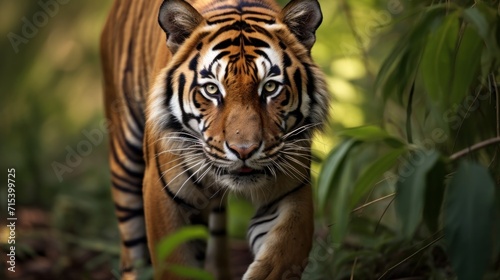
[158,0,204,53]
[280,0,322,51]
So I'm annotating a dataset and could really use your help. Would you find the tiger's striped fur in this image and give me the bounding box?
[101,0,329,279]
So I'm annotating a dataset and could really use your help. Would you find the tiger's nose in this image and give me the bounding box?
[227,143,259,160]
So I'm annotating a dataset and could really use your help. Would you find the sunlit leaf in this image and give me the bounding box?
[445,161,495,280]
[349,147,407,209]
[421,12,459,104]
[395,150,441,238]
[337,126,403,146]
[317,138,358,210]
[156,226,208,262]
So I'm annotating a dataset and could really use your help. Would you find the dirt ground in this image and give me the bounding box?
[1,208,252,280]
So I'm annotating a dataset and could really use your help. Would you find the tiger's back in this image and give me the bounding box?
[101,0,329,279]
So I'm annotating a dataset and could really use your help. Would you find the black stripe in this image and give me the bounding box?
[254,49,271,63]
[250,231,268,249]
[118,212,143,223]
[281,89,291,106]
[208,25,241,41]
[210,52,231,72]
[213,38,239,50]
[245,36,270,48]
[164,115,183,131]
[252,24,273,38]
[164,67,177,107]
[115,203,142,213]
[189,53,200,92]
[163,186,197,209]
[248,213,279,231]
[245,17,275,24]
[123,236,147,247]
[177,73,199,129]
[117,214,143,223]
[112,169,142,186]
[293,69,303,109]
[207,17,236,25]
[115,204,144,222]
[154,146,197,210]
[111,143,144,178]
[305,64,318,126]
[255,183,306,216]
[184,166,204,189]
[283,53,292,67]
[112,181,142,195]
[122,40,146,132]
[286,68,305,129]
[115,130,144,165]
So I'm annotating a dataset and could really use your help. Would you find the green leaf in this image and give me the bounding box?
[395,150,441,238]
[317,138,358,210]
[463,5,490,44]
[349,148,407,209]
[156,226,209,262]
[463,4,500,76]
[422,159,446,233]
[450,24,483,105]
[331,156,354,245]
[167,265,214,280]
[463,2,498,51]
[421,12,459,103]
[445,161,495,280]
[337,126,403,146]
[376,6,447,102]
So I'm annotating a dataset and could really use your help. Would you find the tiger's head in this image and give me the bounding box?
[147,0,329,193]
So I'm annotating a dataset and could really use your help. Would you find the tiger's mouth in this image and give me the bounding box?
[222,165,267,177]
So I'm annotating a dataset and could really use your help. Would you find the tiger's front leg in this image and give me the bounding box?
[143,132,230,280]
[244,184,314,280]
[143,167,232,280]
[143,167,197,280]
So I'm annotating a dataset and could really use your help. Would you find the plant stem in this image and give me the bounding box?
[449,137,500,161]
[377,235,443,280]
[352,193,395,213]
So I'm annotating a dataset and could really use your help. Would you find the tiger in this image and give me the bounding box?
[100,0,329,279]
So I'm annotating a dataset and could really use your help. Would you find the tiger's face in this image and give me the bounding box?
[148,0,328,192]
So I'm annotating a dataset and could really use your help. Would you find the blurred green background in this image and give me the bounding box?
[1,0,499,279]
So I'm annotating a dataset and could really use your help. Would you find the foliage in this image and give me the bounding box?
[156,226,213,280]
[317,0,500,279]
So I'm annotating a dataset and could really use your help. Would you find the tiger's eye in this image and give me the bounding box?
[264,81,277,93]
[204,83,219,95]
